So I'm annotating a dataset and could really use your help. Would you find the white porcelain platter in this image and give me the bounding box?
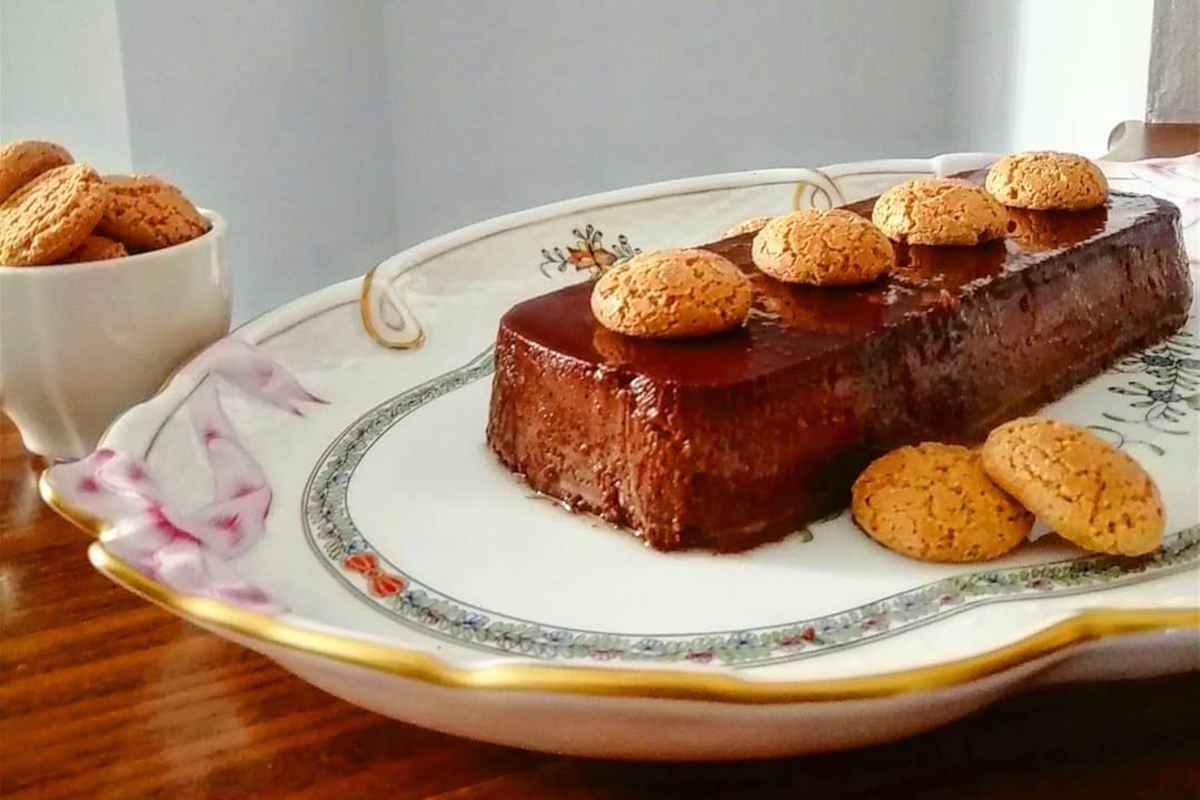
[44,153,1200,759]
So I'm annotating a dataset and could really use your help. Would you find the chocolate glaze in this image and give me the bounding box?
[487,190,1192,551]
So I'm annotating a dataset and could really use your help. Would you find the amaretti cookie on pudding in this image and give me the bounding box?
[872,178,1008,245]
[752,209,894,285]
[986,151,1108,210]
[589,249,751,338]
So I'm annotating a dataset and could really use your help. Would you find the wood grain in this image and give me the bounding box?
[1106,121,1200,162]
[4,127,1200,798]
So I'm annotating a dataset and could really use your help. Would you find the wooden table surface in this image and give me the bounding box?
[5,128,1200,798]
[1105,120,1200,162]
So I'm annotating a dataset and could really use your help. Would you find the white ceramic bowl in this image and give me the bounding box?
[0,211,230,459]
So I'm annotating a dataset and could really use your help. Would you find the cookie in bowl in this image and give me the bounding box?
[0,163,109,266]
[0,139,73,203]
[63,235,129,263]
[0,137,231,459]
[98,175,212,252]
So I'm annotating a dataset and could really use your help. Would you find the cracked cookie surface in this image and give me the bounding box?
[722,215,773,238]
[0,163,109,266]
[590,248,752,338]
[986,151,1107,210]
[61,234,128,263]
[0,140,73,203]
[851,442,1033,562]
[981,417,1163,555]
[872,178,1007,246]
[98,175,210,251]
[751,209,894,285]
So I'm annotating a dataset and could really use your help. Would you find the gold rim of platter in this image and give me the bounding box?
[41,470,1200,705]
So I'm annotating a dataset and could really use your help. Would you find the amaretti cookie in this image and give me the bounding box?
[722,215,773,238]
[981,417,1164,556]
[986,152,1107,211]
[0,140,73,203]
[98,175,210,251]
[0,163,109,266]
[752,209,894,285]
[852,443,1033,562]
[872,178,1007,245]
[590,248,752,338]
[61,234,129,263]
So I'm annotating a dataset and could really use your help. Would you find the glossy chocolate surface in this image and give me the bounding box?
[502,197,1136,386]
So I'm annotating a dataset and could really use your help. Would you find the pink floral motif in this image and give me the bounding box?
[47,337,326,612]
[186,337,328,416]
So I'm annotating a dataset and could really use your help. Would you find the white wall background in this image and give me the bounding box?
[0,0,133,171]
[381,0,956,248]
[114,0,400,323]
[1,0,1157,320]
[949,0,1154,153]
[1005,0,1153,153]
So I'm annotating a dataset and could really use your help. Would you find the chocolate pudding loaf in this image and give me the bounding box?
[486,190,1192,551]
